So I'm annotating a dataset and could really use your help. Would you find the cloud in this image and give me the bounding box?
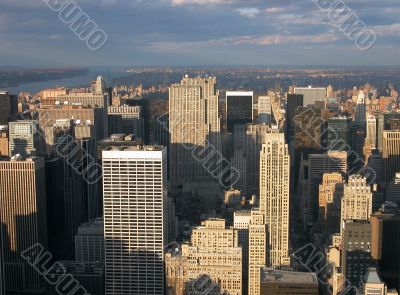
[372,23,400,36]
[146,33,341,52]
[49,34,63,40]
[232,33,340,46]
[170,0,233,6]
[265,7,286,14]
[236,7,260,18]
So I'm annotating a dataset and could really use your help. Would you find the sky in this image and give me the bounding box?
[0,0,399,67]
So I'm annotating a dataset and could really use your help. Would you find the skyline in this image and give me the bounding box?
[1,0,400,67]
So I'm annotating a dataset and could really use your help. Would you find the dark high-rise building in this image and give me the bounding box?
[342,220,374,288]
[286,94,303,142]
[75,219,104,263]
[0,91,17,125]
[382,130,400,183]
[0,232,4,295]
[294,106,325,153]
[293,106,325,190]
[154,113,169,147]
[308,151,347,224]
[46,262,104,295]
[371,203,400,290]
[44,120,84,259]
[327,116,352,151]
[226,91,253,133]
[0,157,47,294]
[0,91,10,125]
[108,105,144,139]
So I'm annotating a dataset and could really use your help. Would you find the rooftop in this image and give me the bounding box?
[103,145,164,152]
[363,268,382,284]
[261,269,318,285]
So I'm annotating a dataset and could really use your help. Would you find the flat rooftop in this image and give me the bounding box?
[103,145,164,152]
[261,269,318,285]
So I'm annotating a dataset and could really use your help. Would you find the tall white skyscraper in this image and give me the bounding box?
[366,115,377,149]
[103,146,167,295]
[259,131,290,268]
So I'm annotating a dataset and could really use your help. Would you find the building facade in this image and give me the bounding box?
[75,218,104,263]
[318,172,344,234]
[226,91,254,133]
[103,146,167,295]
[0,157,47,293]
[259,132,290,268]
[248,210,267,295]
[382,130,400,183]
[169,76,222,199]
[8,120,41,157]
[341,175,373,233]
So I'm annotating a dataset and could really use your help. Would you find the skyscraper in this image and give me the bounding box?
[341,175,372,233]
[38,106,104,142]
[103,145,167,295]
[0,91,17,125]
[55,92,109,138]
[308,151,347,224]
[226,91,254,133]
[182,218,242,295]
[361,268,387,295]
[257,96,272,124]
[382,130,400,183]
[75,219,104,263]
[0,126,8,157]
[327,116,351,151]
[342,220,373,287]
[169,76,221,197]
[231,123,270,196]
[0,156,47,293]
[294,86,326,107]
[234,210,252,295]
[108,105,144,139]
[44,119,84,258]
[248,210,267,295]
[366,115,377,149]
[286,94,303,143]
[376,112,400,150]
[0,236,4,295]
[318,172,344,234]
[259,131,290,268]
[0,91,11,125]
[8,120,41,157]
[355,91,367,125]
[370,203,400,290]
